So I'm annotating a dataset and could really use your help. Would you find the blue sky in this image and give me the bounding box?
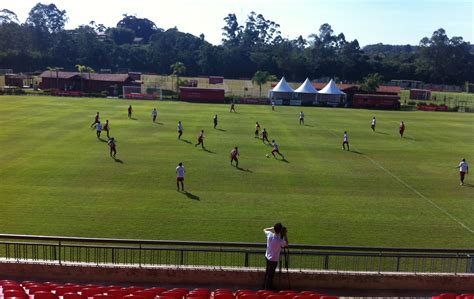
[4,0,473,46]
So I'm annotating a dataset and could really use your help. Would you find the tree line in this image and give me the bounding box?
[0,3,473,85]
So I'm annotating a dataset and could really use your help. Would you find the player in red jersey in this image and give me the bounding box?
[230,102,236,112]
[399,121,405,137]
[128,105,133,118]
[255,122,261,138]
[90,112,100,128]
[262,128,270,143]
[195,130,205,148]
[103,120,110,138]
[108,137,117,157]
[230,146,239,167]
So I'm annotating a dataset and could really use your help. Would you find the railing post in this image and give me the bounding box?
[244,252,249,267]
[180,250,184,266]
[396,256,400,272]
[378,252,382,274]
[324,255,329,270]
[58,240,62,265]
[139,244,142,268]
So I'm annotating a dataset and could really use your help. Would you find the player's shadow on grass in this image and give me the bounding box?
[202,148,216,154]
[279,158,290,163]
[181,191,200,201]
[304,124,313,127]
[464,183,474,188]
[216,128,227,132]
[180,139,192,144]
[236,166,252,173]
[130,117,138,120]
[98,138,107,143]
[403,136,416,141]
[375,131,389,135]
[155,122,164,125]
[113,157,124,163]
[349,150,363,155]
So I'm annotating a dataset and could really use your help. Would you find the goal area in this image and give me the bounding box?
[123,85,162,100]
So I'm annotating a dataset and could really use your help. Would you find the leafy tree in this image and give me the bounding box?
[252,70,275,97]
[26,3,67,33]
[0,9,20,24]
[170,61,186,91]
[222,13,242,47]
[360,73,383,93]
[108,27,135,45]
[117,14,160,42]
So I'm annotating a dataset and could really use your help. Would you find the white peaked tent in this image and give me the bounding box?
[294,78,318,104]
[317,79,346,106]
[270,77,294,102]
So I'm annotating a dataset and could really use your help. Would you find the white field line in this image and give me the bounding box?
[322,126,474,235]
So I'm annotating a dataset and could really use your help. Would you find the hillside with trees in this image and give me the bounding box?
[0,4,473,85]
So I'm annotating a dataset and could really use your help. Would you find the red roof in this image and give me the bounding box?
[376,86,401,93]
[40,71,132,82]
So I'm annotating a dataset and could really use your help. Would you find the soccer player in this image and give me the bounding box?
[103,120,110,138]
[255,122,261,138]
[262,128,270,143]
[128,105,133,118]
[195,130,205,148]
[230,146,239,167]
[90,112,100,128]
[176,162,185,191]
[371,117,376,132]
[177,121,183,139]
[458,158,469,186]
[230,102,236,112]
[108,137,117,157]
[271,101,275,111]
[271,140,284,159]
[399,121,405,137]
[152,108,158,122]
[96,121,102,138]
[342,131,349,151]
[213,114,218,128]
[299,111,305,125]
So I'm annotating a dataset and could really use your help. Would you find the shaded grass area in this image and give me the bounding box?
[0,96,473,248]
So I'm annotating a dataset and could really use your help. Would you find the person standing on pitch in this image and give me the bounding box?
[255,122,261,138]
[90,112,100,128]
[103,120,110,138]
[458,158,469,186]
[230,146,239,167]
[195,130,205,148]
[262,128,270,143]
[128,105,133,118]
[176,162,185,191]
[96,121,102,138]
[371,117,376,132]
[271,101,275,111]
[230,102,236,112]
[177,121,183,139]
[108,137,117,157]
[213,114,218,129]
[299,111,305,125]
[263,223,288,290]
[399,121,405,137]
[271,140,284,159]
[152,108,158,122]
[342,131,349,151]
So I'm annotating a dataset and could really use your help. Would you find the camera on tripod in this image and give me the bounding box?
[280,225,288,238]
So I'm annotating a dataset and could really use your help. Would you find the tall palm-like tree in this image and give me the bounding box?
[47,66,63,89]
[252,71,276,97]
[75,65,94,92]
[170,61,186,92]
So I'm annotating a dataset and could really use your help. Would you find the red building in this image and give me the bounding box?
[353,94,400,110]
[40,71,140,96]
[179,87,225,103]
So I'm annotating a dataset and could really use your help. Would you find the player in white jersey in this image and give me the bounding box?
[371,117,376,131]
[342,131,349,151]
[176,162,185,191]
[177,121,183,139]
[152,108,158,122]
[271,140,284,159]
[458,158,469,185]
[299,111,305,125]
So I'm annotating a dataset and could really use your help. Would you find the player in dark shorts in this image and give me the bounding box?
[103,120,110,138]
[342,131,349,151]
[213,114,218,128]
[96,121,102,138]
[255,122,261,138]
[399,121,405,137]
[230,146,239,167]
[230,103,236,112]
[128,105,133,118]
[195,130,205,148]
[90,112,100,128]
[177,121,183,139]
[262,128,270,143]
[108,137,116,157]
[271,140,284,159]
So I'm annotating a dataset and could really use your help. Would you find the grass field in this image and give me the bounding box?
[0,96,473,248]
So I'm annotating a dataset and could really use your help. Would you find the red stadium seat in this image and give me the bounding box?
[29,287,51,294]
[2,285,24,291]
[3,290,28,299]
[81,288,103,297]
[108,289,133,299]
[145,288,166,296]
[434,294,457,299]
[33,291,59,299]
[239,295,259,299]
[213,294,234,299]
[157,296,184,299]
[0,280,19,285]
[320,297,338,299]
[133,291,156,299]
[123,288,145,293]
[93,295,115,299]
[63,293,87,299]
[55,286,81,296]
[160,292,185,299]
[457,295,474,299]
[266,295,286,299]
[122,295,144,299]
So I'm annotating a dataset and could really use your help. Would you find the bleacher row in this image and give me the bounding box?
[0,280,341,299]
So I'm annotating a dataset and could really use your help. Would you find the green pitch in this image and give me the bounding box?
[0,96,473,248]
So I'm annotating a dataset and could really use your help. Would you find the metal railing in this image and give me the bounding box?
[0,234,473,274]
